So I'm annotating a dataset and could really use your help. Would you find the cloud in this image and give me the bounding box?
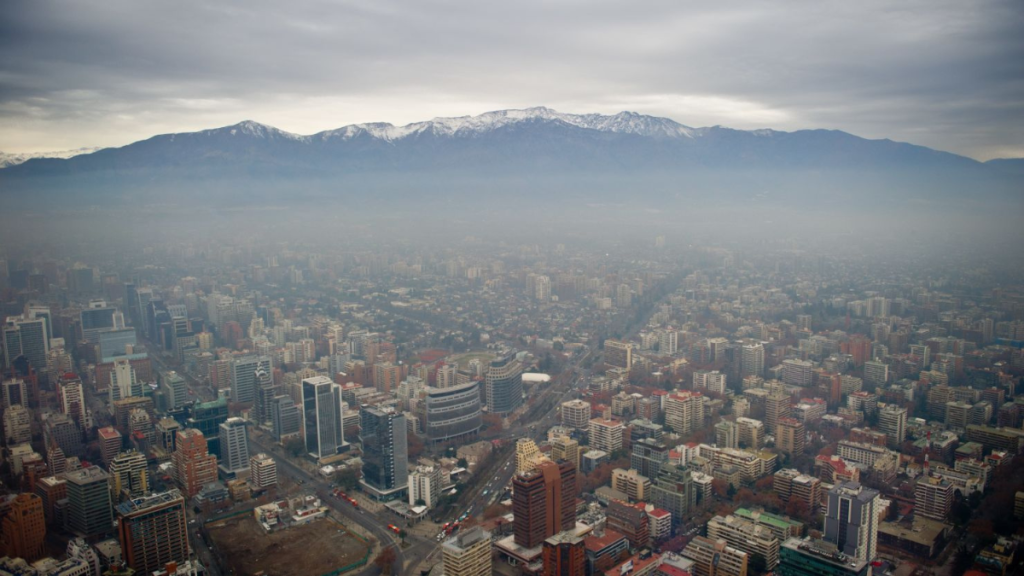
[1,0,1021,159]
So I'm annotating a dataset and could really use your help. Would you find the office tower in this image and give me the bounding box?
[2,377,26,409]
[777,418,805,457]
[253,366,278,425]
[603,339,633,370]
[550,436,581,470]
[777,538,870,576]
[408,464,443,508]
[694,370,727,395]
[486,352,523,415]
[660,329,678,356]
[589,418,624,453]
[542,531,585,576]
[271,395,301,440]
[742,343,765,379]
[249,453,277,492]
[3,314,49,371]
[44,413,83,457]
[58,373,88,431]
[708,514,780,570]
[155,418,179,453]
[108,450,149,500]
[682,536,748,576]
[914,475,953,521]
[823,482,879,563]
[302,376,346,460]
[878,404,907,449]
[81,302,118,342]
[422,381,482,445]
[651,464,696,528]
[110,358,139,402]
[99,327,138,362]
[716,420,739,449]
[611,468,651,501]
[443,527,492,576]
[631,438,668,480]
[0,493,46,561]
[765,390,791,435]
[230,355,272,405]
[360,405,408,500]
[33,476,67,526]
[561,399,591,429]
[218,417,250,477]
[159,370,187,411]
[65,467,114,537]
[116,490,188,576]
[185,396,228,456]
[173,429,218,498]
[3,404,31,446]
[512,460,576,548]
[664,391,704,435]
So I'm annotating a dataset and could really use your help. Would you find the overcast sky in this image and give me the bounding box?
[1,0,1022,160]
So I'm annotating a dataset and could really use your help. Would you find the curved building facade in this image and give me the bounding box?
[423,381,482,444]
[486,352,523,415]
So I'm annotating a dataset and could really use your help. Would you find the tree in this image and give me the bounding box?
[398,529,408,544]
[711,478,729,498]
[483,504,506,519]
[749,553,767,575]
[374,546,397,574]
[283,436,305,457]
[457,457,469,469]
[785,498,810,522]
[336,467,360,491]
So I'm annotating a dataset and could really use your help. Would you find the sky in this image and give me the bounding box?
[1,0,1022,160]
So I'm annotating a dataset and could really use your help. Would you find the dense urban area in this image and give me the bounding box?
[0,234,1022,576]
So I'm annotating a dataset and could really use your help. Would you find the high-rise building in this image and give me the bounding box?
[58,373,88,431]
[774,468,821,513]
[777,418,805,457]
[271,394,301,440]
[408,464,443,508]
[561,399,591,429]
[823,482,879,563]
[442,527,492,576]
[707,514,780,570]
[606,500,650,549]
[253,366,278,426]
[0,493,46,561]
[360,405,408,500]
[65,467,114,537]
[230,355,272,405]
[777,538,870,576]
[116,490,188,576]
[249,453,277,492]
[716,420,739,449]
[736,417,765,449]
[218,417,250,477]
[765,390,792,435]
[611,468,651,502]
[664,391,705,435]
[109,450,149,500]
[33,476,67,526]
[110,358,140,402]
[512,459,576,549]
[914,475,953,521]
[302,376,346,460]
[173,429,218,498]
[542,530,585,576]
[2,377,27,409]
[516,438,544,474]
[781,360,814,387]
[659,330,678,356]
[588,418,624,453]
[3,314,49,371]
[486,352,523,415]
[651,464,696,528]
[877,404,907,449]
[631,438,668,480]
[159,370,188,411]
[603,339,633,370]
[741,344,765,379]
[682,536,748,576]
[3,404,32,446]
[421,381,482,445]
[550,436,581,470]
[694,370,727,395]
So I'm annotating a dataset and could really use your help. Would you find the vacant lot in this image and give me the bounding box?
[206,513,369,576]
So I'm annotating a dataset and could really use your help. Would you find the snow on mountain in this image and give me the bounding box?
[0,147,103,168]
[314,107,700,142]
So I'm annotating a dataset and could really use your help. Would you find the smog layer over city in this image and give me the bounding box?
[0,2,1022,576]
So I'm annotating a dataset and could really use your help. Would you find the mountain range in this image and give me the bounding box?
[1,107,1020,212]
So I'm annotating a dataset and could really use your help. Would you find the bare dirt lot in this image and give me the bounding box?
[206,513,370,576]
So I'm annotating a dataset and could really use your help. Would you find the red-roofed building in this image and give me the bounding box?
[648,507,672,542]
[604,552,662,576]
[585,529,629,574]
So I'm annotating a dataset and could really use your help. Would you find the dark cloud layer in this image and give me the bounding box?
[1,0,1022,159]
